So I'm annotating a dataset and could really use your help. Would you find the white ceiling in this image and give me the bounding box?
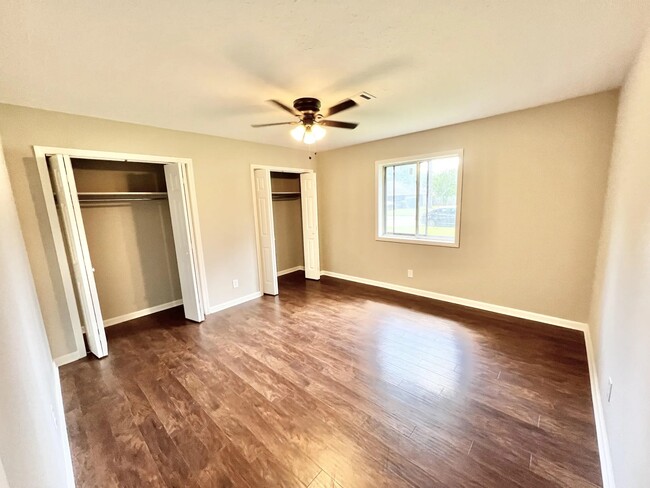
[1,1,649,151]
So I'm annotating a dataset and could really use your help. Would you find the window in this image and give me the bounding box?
[376,150,463,247]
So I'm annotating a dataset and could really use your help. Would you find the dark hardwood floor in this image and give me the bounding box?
[60,272,602,487]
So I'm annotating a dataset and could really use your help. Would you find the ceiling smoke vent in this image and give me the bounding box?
[354,91,376,103]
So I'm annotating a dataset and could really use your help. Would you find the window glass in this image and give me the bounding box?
[392,163,417,235]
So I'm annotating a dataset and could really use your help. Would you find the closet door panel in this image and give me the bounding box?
[254,169,279,295]
[164,164,204,322]
[48,154,108,358]
[300,172,321,280]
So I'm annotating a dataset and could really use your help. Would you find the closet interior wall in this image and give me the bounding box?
[270,172,304,274]
[71,159,182,324]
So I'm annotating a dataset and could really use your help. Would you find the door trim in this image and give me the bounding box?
[34,146,210,366]
[250,164,317,296]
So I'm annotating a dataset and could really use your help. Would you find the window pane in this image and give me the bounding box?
[384,166,394,234]
[393,163,417,235]
[424,156,459,243]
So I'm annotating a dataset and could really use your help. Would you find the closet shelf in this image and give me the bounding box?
[77,191,168,203]
[271,191,301,200]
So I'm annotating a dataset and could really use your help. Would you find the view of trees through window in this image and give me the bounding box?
[383,155,460,243]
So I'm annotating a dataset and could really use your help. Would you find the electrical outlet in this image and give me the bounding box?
[407,269,414,278]
[232,279,239,289]
[607,377,613,403]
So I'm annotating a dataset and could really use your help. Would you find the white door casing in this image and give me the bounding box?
[300,172,321,280]
[164,164,205,322]
[47,154,108,358]
[254,169,279,295]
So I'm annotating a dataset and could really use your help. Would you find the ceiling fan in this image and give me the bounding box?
[251,97,359,144]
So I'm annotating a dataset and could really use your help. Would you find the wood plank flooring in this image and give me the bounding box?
[60,272,602,487]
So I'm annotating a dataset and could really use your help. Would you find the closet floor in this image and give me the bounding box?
[59,272,601,487]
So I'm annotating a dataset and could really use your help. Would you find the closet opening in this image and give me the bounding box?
[271,172,304,289]
[35,147,208,362]
[72,158,184,318]
[252,165,320,296]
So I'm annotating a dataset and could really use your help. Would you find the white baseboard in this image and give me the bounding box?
[103,299,183,327]
[584,327,615,488]
[321,270,587,331]
[277,265,304,277]
[208,291,263,314]
[54,348,87,367]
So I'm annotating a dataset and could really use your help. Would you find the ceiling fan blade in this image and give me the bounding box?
[267,99,299,116]
[324,98,358,117]
[251,122,296,128]
[320,120,358,129]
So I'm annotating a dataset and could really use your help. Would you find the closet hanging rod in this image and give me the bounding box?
[76,191,168,203]
[78,194,168,206]
[77,191,167,197]
[79,197,168,203]
[271,191,301,201]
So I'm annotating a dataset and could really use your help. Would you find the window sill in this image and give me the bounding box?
[376,234,459,248]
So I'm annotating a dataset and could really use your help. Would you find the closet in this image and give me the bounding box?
[271,172,304,280]
[43,152,205,359]
[253,167,320,296]
[72,159,182,325]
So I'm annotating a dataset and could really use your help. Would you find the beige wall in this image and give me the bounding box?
[0,103,315,360]
[82,201,182,321]
[318,91,618,323]
[0,138,74,487]
[272,198,304,272]
[589,33,650,488]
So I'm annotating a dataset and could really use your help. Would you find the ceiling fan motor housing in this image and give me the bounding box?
[293,97,321,114]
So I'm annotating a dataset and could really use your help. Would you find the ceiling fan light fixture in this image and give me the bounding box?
[292,124,325,145]
[311,123,326,141]
[302,126,317,144]
[290,124,306,141]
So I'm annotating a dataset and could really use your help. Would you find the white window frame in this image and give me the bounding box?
[375,149,464,247]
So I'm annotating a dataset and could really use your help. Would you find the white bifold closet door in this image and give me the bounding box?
[164,164,205,322]
[48,154,108,358]
[254,169,279,295]
[300,172,321,280]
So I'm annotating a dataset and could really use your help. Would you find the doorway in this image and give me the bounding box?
[35,147,209,361]
[251,165,320,295]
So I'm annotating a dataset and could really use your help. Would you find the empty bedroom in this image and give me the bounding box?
[1,1,649,487]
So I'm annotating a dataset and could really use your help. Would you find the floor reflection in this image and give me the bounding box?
[366,302,470,400]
